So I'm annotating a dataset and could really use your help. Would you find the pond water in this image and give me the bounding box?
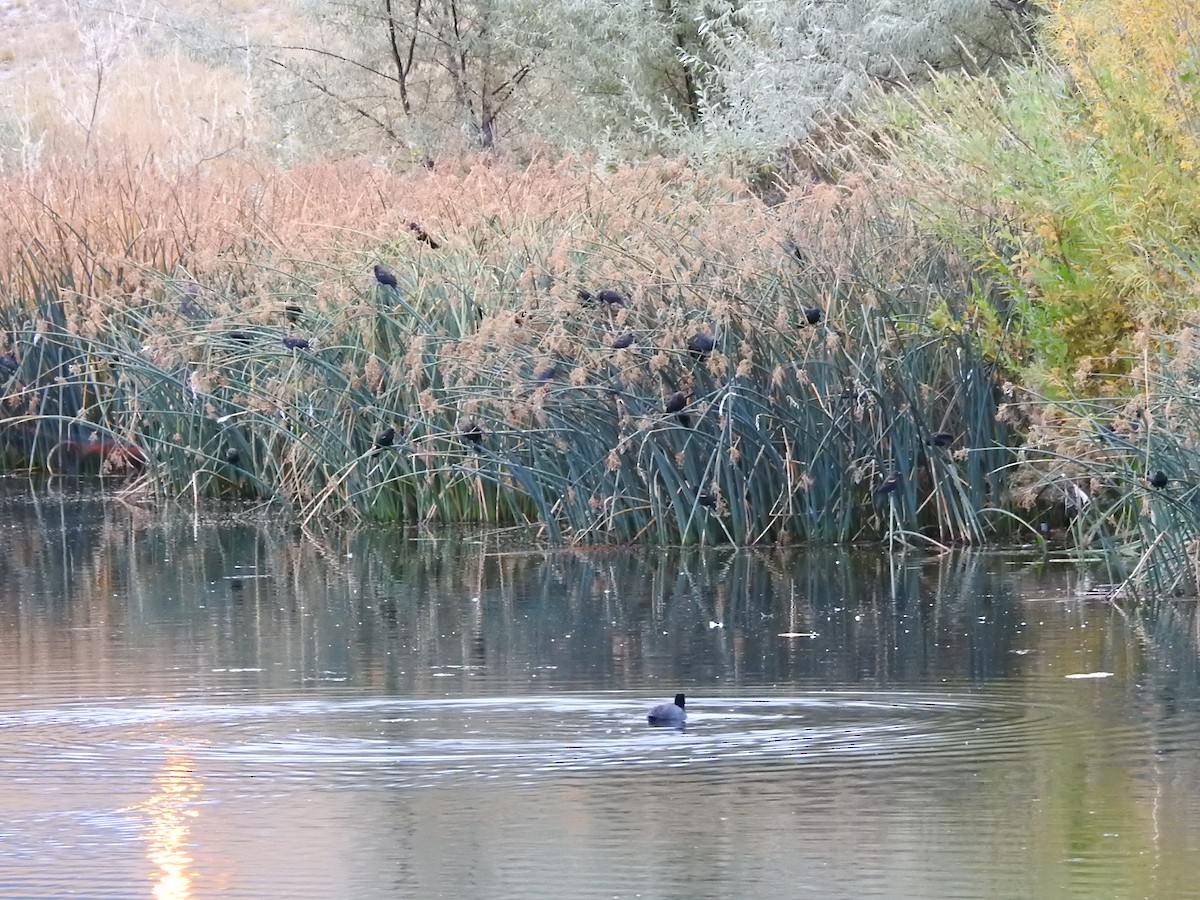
[1,486,1200,899]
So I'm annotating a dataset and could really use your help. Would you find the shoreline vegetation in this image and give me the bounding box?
[0,0,1197,595]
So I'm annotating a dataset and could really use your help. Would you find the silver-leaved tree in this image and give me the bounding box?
[267,0,1035,163]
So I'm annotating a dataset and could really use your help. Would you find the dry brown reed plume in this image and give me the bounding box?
[2,154,769,280]
[0,151,838,349]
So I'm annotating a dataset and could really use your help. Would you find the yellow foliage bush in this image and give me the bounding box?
[863,0,1200,394]
[1049,0,1199,164]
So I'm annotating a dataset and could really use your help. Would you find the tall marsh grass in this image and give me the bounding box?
[0,155,1014,543]
[992,327,1200,597]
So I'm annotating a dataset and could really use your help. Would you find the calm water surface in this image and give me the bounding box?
[2,486,1200,899]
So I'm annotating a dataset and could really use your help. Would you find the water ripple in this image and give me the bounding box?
[0,689,1119,789]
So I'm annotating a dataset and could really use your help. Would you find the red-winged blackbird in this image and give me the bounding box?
[461,422,484,445]
[802,307,823,326]
[611,332,635,349]
[283,336,310,350]
[408,222,441,249]
[697,491,716,508]
[374,426,396,450]
[687,332,715,359]
[664,391,687,414]
[374,264,399,288]
[875,472,901,495]
[1149,470,1169,489]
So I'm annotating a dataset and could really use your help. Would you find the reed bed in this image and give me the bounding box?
[994,328,1200,597]
[0,155,1015,543]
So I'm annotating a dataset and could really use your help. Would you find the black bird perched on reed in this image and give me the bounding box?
[802,307,823,326]
[408,221,441,249]
[282,336,310,350]
[931,431,955,448]
[374,264,399,288]
[665,391,692,427]
[179,283,204,319]
[597,288,628,307]
[581,288,628,308]
[0,351,17,376]
[461,422,484,445]
[374,427,396,451]
[687,332,715,359]
[875,471,901,495]
[1149,470,1169,489]
[611,332,635,350]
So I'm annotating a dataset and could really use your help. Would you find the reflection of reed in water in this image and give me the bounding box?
[0,491,1083,695]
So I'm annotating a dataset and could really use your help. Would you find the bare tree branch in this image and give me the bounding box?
[384,0,423,114]
[268,57,405,146]
[274,44,400,85]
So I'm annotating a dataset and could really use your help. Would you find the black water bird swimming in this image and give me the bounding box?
[374,264,399,288]
[647,693,687,726]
